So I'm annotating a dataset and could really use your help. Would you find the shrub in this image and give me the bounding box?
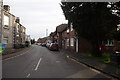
[25,41,30,47]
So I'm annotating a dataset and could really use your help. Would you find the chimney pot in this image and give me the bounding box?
[3,5,10,12]
[16,17,20,23]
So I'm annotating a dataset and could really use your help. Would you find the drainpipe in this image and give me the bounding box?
[0,0,3,43]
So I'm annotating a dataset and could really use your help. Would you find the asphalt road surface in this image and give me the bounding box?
[2,45,112,79]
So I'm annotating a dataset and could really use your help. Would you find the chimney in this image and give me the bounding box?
[3,5,10,12]
[16,17,20,23]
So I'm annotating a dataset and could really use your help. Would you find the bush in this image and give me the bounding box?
[14,44,20,49]
[25,41,30,47]
[20,44,25,48]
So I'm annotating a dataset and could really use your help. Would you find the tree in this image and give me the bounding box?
[31,39,35,44]
[61,2,119,57]
[25,41,30,47]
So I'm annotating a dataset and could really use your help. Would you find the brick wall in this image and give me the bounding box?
[78,38,92,53]
[104,41,120,52]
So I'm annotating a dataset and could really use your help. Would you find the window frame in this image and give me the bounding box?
[71,38,74,46]
[67,39,69,46]
[71,23,73,31]
[3,37,8,44]
[3,14,9,28]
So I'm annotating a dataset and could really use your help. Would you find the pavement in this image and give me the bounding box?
[2,46,32,60]
[60,49,120,80]
[1,45,114,79]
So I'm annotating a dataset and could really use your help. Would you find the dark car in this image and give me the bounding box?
[49,43,59,51]
[42,43,46,47]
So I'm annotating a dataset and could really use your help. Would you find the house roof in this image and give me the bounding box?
[50,31,56,37]
[56,24,67,33]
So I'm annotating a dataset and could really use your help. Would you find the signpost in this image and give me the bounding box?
[0,44,5,53]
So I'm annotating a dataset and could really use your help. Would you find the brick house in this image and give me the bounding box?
[62,22,92,53]
[63,21,120,53]
[56,24,67,48]
[37,38,42,43]
[49,31,57,43]
[104,40,120,52]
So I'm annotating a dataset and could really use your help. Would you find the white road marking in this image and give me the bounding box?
[26,73,30,78]
[35,58,42,71]
[56,61,60,63]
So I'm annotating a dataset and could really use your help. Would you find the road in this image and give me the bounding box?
[2,45,111,78]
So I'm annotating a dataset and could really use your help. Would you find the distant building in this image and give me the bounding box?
[37,38,42,43]
[56,24,67,48]
[49,31,57,43]
[26,35,31,45]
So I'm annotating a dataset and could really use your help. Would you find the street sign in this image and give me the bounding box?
[0,44,5,53]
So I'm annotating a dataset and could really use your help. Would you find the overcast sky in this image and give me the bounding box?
[3,0,67,40]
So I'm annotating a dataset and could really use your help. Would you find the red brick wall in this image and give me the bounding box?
[62,22,92,53]
[104,41,120,52]
[78,38,92,53]
[67,23,76,52]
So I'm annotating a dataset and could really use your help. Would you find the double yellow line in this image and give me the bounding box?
[0,47,33,62]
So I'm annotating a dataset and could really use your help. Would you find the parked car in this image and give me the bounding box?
[49,43,59,51]
[46,42,51,48]
[42,43,46,47]
[40,43,42,46]
[37,43,41,46]
[46,40,52,48]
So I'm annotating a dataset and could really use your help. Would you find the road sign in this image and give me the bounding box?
[0,44,5,53]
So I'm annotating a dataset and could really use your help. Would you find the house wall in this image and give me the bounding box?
[62,22,92,53]
[104,41,120,52]
[78,38,92,53]
[21,26,26,44]
[0,1,2,43]
[14,22,21,45]
[62,23,76,52]
[2,9,15,48]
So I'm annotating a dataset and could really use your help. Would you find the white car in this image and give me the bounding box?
[46,40,52,48]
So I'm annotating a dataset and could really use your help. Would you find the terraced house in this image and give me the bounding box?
[1,5,15,48]
[14,17,26,47]
[1,5,26,49]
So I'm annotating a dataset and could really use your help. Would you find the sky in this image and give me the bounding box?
[3,0,67,40]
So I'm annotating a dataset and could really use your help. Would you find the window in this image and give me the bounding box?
[67,28,69,33]
[71,23,73,31]
[3,37,8,44]
[105,40,114,46]
[67,39,69,46]
[16,34,19,37]
[4,15,9,27]
[71,38,74,46]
